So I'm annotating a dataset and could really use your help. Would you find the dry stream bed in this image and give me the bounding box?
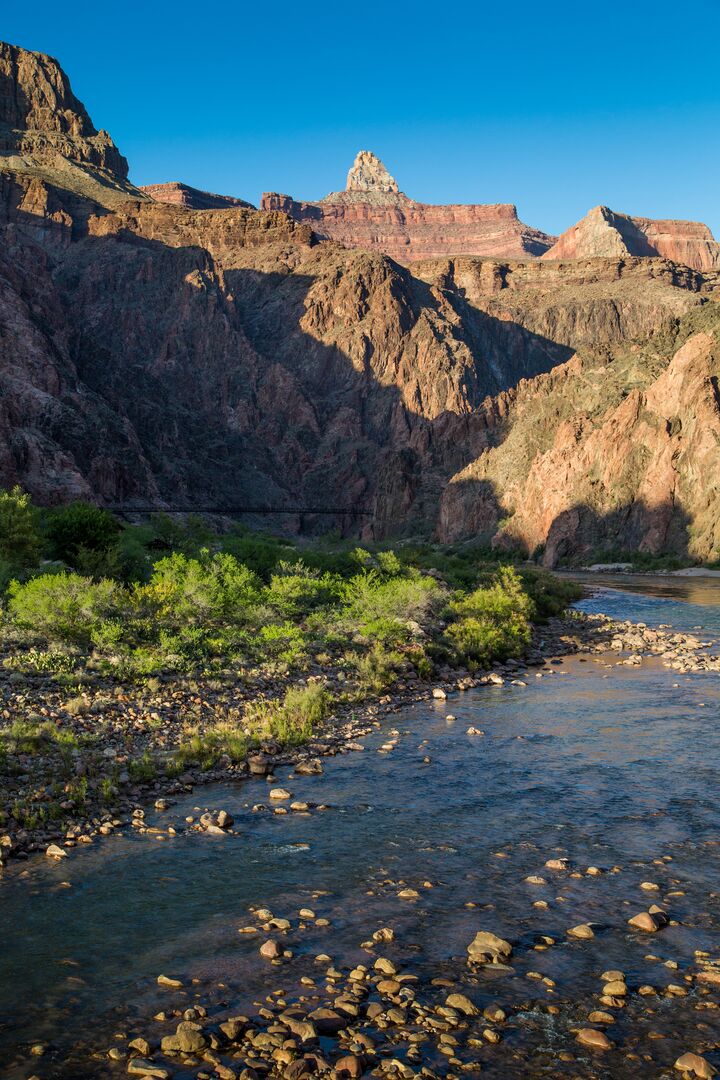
[4,576,720,1080]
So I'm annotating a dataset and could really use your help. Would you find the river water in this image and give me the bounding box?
[5,576,720,1078]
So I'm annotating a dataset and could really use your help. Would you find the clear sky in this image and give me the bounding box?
[4,0,720,237]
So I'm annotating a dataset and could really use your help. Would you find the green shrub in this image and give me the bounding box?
[4,648,78,676]
[7,572,126,645]
[221,530,293,581]
[264,562,342,618]
[445,566,533,668]
[174,722,251,770]
[253,622,308,668]
[348,642,404,692]
[138,551,259,627]
[519,568,583,620]
[127,751,157,783]
[44,503,121,563]
[341,571,442,630]
[248,683,328,745]
[0,486,42,571]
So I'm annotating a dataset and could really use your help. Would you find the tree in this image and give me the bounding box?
[44,502,121,563]
[0,486,41,569]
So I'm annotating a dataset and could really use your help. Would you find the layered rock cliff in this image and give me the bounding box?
[261,150,556,263]
[543,205,720,273]
[140,182,255,211]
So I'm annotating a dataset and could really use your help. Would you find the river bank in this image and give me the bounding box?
[2,601,719,869]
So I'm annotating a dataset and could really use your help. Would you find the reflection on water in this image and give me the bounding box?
[569,572,720,642]
[4,579,720,1077]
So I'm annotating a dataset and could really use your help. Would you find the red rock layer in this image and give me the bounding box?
[140,182,255,211]
[261,191,555,263]
[543,205,720,273]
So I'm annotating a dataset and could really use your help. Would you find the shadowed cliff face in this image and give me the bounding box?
[438,306,720,564]
[0,176,575,518]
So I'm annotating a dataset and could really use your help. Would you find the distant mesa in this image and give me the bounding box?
[261,150,557,263]
[140,181,256,211]
[543,204,720,272]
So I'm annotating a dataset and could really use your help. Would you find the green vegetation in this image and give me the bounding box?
[173,683,330,771]
[0,486,42,589]
[444,565,534,667]
[0,492,588,834]
[576,548,690,571]
[0,491,581,688]
[0,490,583,799]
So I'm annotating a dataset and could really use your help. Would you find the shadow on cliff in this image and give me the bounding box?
[0,199,617,541]
[540,499,694,567]
[441,473,695,566]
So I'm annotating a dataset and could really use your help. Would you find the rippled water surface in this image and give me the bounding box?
[5,577,720,1078]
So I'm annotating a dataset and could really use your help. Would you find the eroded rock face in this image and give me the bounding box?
[140,182,255,211]
[0,41,127,178]
[438,308,720,564]
[261,150,556,263]
[345,150,399,194]
[0,42,142,207]
[543,205,720,273]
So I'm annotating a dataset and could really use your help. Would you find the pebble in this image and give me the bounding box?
[568,924,594,939]
[259,939,282,959]
[127,1060,170,1078]
[628,910,666,932]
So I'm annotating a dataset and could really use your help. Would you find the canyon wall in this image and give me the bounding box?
[140,182,255,211]
[438,303,720,564]
[1,42,720,564]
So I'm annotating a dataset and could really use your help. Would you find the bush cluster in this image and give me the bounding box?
[0,489,581,689]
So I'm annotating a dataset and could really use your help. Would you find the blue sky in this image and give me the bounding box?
[5,0,720,237]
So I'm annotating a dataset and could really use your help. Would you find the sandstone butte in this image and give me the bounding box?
[1,39,720,566]
[543,204,720,273]
[261,149,557,262]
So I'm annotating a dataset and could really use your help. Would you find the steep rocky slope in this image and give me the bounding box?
[1,40,719,563]
[438,303,720,564]
[261,150,556,263]
[0,41,144,207]
[544,205,720,273]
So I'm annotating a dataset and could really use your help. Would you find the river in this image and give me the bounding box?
[4,576,720,1078]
